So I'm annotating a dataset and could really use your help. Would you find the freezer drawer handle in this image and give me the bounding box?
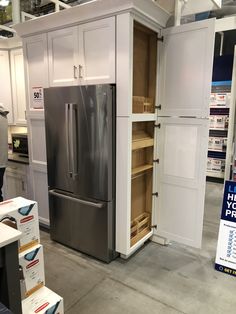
[49,190,104,208]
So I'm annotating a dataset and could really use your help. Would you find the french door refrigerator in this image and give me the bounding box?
[44,84,116,263]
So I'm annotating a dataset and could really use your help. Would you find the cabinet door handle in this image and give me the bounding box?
[22,180,25,191]
[73,65,78,79]
[79,65,83,78]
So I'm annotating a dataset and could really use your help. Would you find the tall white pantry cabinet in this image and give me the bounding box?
[14,0,215,258]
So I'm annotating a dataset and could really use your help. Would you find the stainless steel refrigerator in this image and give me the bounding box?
[44,84,116,263]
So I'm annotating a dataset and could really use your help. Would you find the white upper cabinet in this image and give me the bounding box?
[159,19,215,118]
[10,48,27,125]
[47,17,115,87]
[78,17,115,85]
[0,50,13,124]
[48,27,79,87]
[24,34,49,110]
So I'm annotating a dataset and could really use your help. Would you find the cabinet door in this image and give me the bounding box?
[48,27,79,87]
[23,34,48,110]
[0,50,13,124]
[78,17,115,85]
[155,19,215,249]
[159,19,215,118]
[5,170,27,200]
[155,118,208,248]
[10,48,27,125]
[31,165,49,226]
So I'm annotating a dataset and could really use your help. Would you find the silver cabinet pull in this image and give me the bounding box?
[49,190,104,208]
[73,65,78,79]
[79,65,83,78]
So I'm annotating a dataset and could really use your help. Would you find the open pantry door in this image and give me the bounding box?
[158,19,215,118]
[154,19,215,248]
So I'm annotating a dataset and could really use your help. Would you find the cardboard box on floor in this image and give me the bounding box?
[19,244,45,299]
[22,286,64,314]
[0,197,40,252]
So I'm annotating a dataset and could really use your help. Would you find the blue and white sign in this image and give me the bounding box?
[215,181,236,277]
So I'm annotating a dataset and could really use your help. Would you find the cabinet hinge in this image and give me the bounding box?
[157,36,164,42]
[155,123,161,129]
[152,192,159,197]
[155,105,161,110]
[153,159,159,164]
[151,225,157,229]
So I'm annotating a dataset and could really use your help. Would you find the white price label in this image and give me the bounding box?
[32,87,44,109]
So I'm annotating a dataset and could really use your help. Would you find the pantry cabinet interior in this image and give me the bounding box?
[132,22,157,114]
[131,122,154,246]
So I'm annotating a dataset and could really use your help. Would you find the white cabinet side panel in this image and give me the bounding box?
[78,17,115,85]
[155,117,209,248]
[23,34,49,110]
[31,165,49,226]
[116,13,133,117]
[0,50,13,124]
[116,117,132,255]
[28,116,47,165]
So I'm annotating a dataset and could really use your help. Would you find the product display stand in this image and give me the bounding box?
[0,223,22,314]
[0,197,64,313]
[207,81,231,180]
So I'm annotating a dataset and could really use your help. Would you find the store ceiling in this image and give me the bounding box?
[0,0,236,31]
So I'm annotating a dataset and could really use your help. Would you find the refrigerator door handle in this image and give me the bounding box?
[65,103,72,177]
[70,103,78,180]
[49,189,104,208]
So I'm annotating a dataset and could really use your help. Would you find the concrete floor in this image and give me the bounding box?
[40,182,236,314]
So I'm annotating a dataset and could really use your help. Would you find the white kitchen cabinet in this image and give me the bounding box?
[48,27,79,87]
[47,17,115,87]
[4,162,29,200]
[0,50,13,124]
[15,0,217,258]
[116,15,215,258]
[23,34,49,110]
[78,17,115,85]
[10,48,27,125]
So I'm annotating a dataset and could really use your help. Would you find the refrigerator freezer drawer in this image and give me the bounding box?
[48,190,115,263]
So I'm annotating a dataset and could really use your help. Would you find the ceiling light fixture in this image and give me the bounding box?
[0,0,10,6]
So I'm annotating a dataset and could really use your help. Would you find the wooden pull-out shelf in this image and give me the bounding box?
[132,164,153,176]
[132,130,154,150]
[131,212,151,247]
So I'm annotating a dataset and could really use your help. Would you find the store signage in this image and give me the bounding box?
[215,181,236,277]
[32,87,44,109]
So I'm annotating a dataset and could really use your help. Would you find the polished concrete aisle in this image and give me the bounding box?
[41,182,236,314]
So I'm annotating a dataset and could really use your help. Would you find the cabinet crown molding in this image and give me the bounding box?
[13,0,169,38]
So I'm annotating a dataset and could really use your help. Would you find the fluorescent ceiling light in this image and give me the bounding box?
[182,0,222,15]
